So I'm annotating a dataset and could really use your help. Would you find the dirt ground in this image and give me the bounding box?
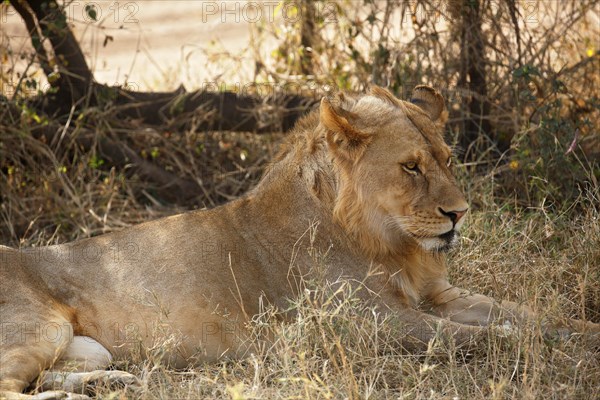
[1,1,267,93]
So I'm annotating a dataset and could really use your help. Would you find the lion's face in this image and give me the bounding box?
[357,113,468,252]
[321,86,468,253]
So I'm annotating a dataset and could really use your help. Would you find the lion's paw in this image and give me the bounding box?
[0,390,90,400]
[82,370,141,390]
[541,319,600,348]
[40,370,140,396]
[35,391,90,400]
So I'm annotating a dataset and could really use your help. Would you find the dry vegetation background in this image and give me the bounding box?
[1,0,600,399]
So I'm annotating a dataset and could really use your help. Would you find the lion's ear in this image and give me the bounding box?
[410,85,448,126]
[370,86,400,107]
[320,96,370,164]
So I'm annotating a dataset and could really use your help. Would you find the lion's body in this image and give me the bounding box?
[1,178,379,366]
[1,86,598,399]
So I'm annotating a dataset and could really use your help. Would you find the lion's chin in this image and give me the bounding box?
[417,230,458,252]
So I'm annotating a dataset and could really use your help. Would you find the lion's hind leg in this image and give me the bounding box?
[0,304,77,399]
[39,337,140,395]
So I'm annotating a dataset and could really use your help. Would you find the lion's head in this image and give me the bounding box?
[319,86,468,255]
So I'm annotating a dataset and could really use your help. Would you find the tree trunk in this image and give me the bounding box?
[450,0,493,151]
[299,0,316,75]
[10,0,94,108]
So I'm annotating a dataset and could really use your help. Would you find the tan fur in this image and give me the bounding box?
[1,86,598,398]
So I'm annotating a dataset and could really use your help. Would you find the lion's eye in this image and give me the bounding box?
[402,162,419,174]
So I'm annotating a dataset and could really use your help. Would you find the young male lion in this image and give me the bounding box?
[1,86,598,399]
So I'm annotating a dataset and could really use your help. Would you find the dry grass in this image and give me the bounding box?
[0,102,283,244]
[1,106,599,399]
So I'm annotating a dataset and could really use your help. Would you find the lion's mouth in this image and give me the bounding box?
[413,229,459,252]
[438,229,456,244]
[436,229,458,252]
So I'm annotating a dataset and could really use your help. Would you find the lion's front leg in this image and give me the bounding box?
[382,306,489,352]
[423,279,600,342]
[423,279,535,327]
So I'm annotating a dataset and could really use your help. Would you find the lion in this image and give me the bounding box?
[1,86,598,399]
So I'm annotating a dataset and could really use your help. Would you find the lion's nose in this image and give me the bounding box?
[438,207,468,225]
